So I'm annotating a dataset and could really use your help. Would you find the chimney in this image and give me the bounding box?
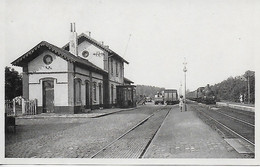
[88,31,91,37]
[69,23,78,56]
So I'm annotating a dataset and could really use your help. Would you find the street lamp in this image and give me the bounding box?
[183,58,187,111]
[179,82,182,98]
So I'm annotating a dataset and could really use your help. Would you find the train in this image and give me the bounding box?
[164,89,179,105]
[186,84,216,104]
[154,89,179,105]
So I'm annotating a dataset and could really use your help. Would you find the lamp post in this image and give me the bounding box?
[247,75,250,104]
[179,82,182,98]
[183,58,187,111]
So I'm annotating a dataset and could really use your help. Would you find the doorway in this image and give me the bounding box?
[42,80,54,113]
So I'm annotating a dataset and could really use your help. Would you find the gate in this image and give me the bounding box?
[5,97,38,116]
[22,98,38,115]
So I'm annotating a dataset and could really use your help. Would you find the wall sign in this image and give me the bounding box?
[93,51,104,57]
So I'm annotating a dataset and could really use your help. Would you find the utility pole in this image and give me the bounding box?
[245,71,253,104]
[183,58,187,111]
[247,75,250,104]
[179,82,182,98]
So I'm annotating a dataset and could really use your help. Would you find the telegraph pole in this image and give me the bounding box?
[183,58,187,111]
[247,75,250,104]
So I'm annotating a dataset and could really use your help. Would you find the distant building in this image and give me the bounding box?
[12,23,134,114]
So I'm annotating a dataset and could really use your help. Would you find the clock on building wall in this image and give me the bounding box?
[82,50,89,58]
[43,55,53,65]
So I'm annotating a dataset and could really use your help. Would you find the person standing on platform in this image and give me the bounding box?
[240,94,243,104]
[179,95,184,112]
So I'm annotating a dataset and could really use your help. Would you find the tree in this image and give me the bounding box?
[136,85,165,98]
[5,66,22,100]
[210,70,255,104]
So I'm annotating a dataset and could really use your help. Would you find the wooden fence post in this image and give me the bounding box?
[22,98,25,115]
[34,99,38,115]
[12,99,16,116]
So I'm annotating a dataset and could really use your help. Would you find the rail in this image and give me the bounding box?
[191,104,255,155]
[90,105,171,158]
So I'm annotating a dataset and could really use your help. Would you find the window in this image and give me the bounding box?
[93,82,97,101]
[99,83,102,104]
[116,62,118,76]
[82,50,89,58]
[120,63,123,77]
[43,55,53,65]
[74,79,81,104]
[111,59,113,75]
[111,84,114,104]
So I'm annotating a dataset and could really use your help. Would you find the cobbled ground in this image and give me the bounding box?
[5,105,162,158]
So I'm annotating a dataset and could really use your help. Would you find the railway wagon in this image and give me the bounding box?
[186,90,197,101]
[164,89,179,105]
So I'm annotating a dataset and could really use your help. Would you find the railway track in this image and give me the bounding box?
[90,105,172,158]
[213,109,254,127]
[191,104,255,156]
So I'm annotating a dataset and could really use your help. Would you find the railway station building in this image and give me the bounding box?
[11,23,135,114]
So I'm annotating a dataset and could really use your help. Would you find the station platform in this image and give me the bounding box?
[143,105,242,158]
[16,107,138,119]
[216,101,255,112]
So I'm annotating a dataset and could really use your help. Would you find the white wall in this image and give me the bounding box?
[28,51,68,72]
[28,51,69,106]
[78,41,106,71]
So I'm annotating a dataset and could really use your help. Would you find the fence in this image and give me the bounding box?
[5,98,38,116]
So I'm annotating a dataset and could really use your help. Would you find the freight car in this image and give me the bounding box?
[187,84,216,104]
[164,89,179,105]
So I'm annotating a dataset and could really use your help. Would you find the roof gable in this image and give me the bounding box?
[12,41,76,67]
[63,33,129,64]
[11,41,108,74]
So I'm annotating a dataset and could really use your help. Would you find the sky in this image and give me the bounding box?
[2,0,259,91]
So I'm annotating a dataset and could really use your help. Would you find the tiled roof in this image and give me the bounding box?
[62,33,129,64]
[11,41,108,74]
